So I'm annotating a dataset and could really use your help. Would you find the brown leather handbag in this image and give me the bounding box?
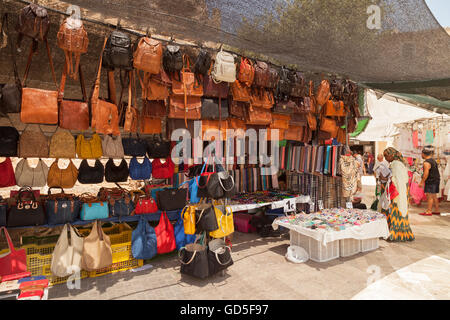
[140,101,163,134]
[133,36,162,75]
[250,87,274,109]
[306,113,317,131]
[139,73,170,101]
[168,96,202,120]
[285,126,304,142]
[49,129,76,159]
[90,37,120,136]
[203,74,229,98]
[270,114,291,130]
[21,41,59,125]
[323,100,347,117]
[290,113,308,127]
[18,125,49,158]
[320,117,339,137]
[47,159,79,189]
[316,79,332,108]
[238,57,254,87]
[254,61,270,87]
[229,100,247,119]
[171,55,203,97]
[230,80,251,103]
[245,106,272,125]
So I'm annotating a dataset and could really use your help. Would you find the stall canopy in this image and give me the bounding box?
[355,90,449,143]
[1,0,450,102]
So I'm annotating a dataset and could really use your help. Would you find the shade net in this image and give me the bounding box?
[1,0,450,103]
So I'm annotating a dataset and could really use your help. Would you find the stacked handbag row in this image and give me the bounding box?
[0,185,190,228]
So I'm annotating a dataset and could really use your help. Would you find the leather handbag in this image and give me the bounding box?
[98,187,135,217]
[131,217,157,260]
[79,195,109,220]
[203,74,229,98]
[230,80,251,103]
[155,211,176,254]
[76,133,103,159]
[193,50,212,77]
[316,79,332,107]
[139,70,170,101]
[49,129,76,159]
[122,134,147,157]
[102,134,125,159]
[227,118,246,133]
[47,159,78,189]
[91,38,120,136]
[78,160,104,184]
[270,114,291,130]
[140,103,163,134]
[18,125,49,158]
[201,98,229,120]
[0,126,19,157]
[168,95,202,121]
[250,87,274,109]
[50,224,83,277]
[211,49,236,83]
[324,100,347,117]
[102,30,133,70]
[141,99,166,118]
[245,106,272,125]
[209,204,234,238]
[166,119,195,140]
[17,3,49,44]
[174,210,196,251]
[147,137,171,159]
[290,71,306,98]
[15,159,49,188]
[105,159,129,183]
[229,100,247,120]
[156,188,187,211]
[134,193,158,215]
[337,128,347,144]
[195,203,219,233]
[129,157,152,180]
[320,117,339,137]
[133,36,162,74]
[272,100,295,115]
[7,189,46,227]
[207,238,233,275]
[254,61,270,88]
[306,113,317,131]
[45,187,81,225]
[238,57,255,87]
[0,158,16,188]
[179,242,209,279]
[285,125,304,141]
[81,220,113,271]
[151,158,175,179]
[0,227,28,280]
[171,55,204,97]
[163,44,183,74]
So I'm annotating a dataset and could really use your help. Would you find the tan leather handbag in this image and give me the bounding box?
[320,117,339,137]
[18,125,49,158]
[81,220,113,271]
[49,129,76,159]
[76,133,103,159]
[316,79,332,108]
[230,80,251,103]
[245,106,272,125]
[15,159,49,187]
[323,100,347,117]
[51,223,84,277]
[102,134,125,159]
[47,159,78,189]
[270,114,291,130]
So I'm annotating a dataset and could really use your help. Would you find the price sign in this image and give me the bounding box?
[318,200,324,211]
[284,198,296,213]
[346,202,353,209]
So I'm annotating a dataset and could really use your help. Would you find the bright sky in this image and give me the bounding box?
[425,0,450,27]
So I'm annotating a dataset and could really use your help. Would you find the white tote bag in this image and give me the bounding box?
[212,49,236,83]
[51,224,84,277]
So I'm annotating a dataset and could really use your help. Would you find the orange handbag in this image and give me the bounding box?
[306,113,317,131]
[245,106,272,125]
[171,55,203,97]
[324,100,347,117]
[238,57,255,87]
[320,117,339,137]
[284,126,304,141]
[230,80,251,103]
[316,79,331,108]
[270,114,291,130]
[168,95,202,120]
[201,120,227,141]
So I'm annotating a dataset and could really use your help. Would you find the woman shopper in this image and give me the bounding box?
[382,147,415,242]
[419,146,441,216]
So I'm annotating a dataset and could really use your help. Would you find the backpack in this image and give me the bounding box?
[163,44,183,74]
[193,49,212,76]
[211,49,236,83]
[102,30,133,70]
[16,3,49,46]
[276,66,292,99]
[133,37,162,74]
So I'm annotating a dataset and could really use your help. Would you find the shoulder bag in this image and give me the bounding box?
[49,129,76,159]
[155,211,176,254]
[133,190,158,215]
[0,157,16,188]
[45,187,81,225]
[102,30,133,70]
[47,159,78,189]
[102,134,125,159]
[18,125,49,158]
[146,136,171,159]
[228,100,247,120]
[174,209,196,251]
[76,133,103,159]
[156,188,187,211]
[98,187,135,217]
[77,160,104,184]
[211,49,236,83]
[79,195,109,220]
[320,117,339,138]
[245,105,272,125]
[152,158,175,179]
[140,101,163,134]
[230,80,251,103]
[81,220,113,271]
[194,49,212,77]
[254,61,270,88]
[0,126,19,157]
[179,241,209,279]
[182,205,197,235]
[0,227,27,280]
[162,44,183,74]
[131,216,157,260]
[105,159,129,183]
[129,157,152,180]
[272,100,295,115]
[324,100,347,117]
[122,134,147,157]
[195,203,219,233]
[50,224,84,277]
[270,114,291,130]
[7,188,46,227]
[15,159,49,187]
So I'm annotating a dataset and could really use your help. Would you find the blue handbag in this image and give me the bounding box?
[129,157,152,180]
[45,188,81,225]
[174,211,196,251]
[109,199,135,217]
[180,179,200,204]
[80,201,109,221]
[131,217,158,260]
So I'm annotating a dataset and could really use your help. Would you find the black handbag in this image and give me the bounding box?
[201,98,229,120]
[156,188,187,211]
[217,171,236,198]
[194,50,211,76]
[102,30,133,70]
[0,126,19,157]
[162,44,183,74]
[122,134,148,157]
[207,239,233,276]
[179,243,209,279]
[7,188,46,227]
[78,160,104,184]
[0,196,7,226]
[44,187,81,225]
[146,135,171,159]
[195,204,219,233]
[105,159,129,183]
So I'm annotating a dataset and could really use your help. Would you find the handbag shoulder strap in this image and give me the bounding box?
[22,38,57,89]
[0,227,16,253]
[59,62,87,102]
[92,37,108,101]
[2,13,20,86]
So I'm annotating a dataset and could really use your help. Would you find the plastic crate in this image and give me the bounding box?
[48,271,90,286]
[361,238,379,252]
[339,239,361,257]
[290,230,339,263]
[89,258,143,278]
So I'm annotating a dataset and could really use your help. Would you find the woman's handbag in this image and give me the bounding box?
[105,159,129,183]
[15,159,49,188]
[50,224,84,277]
[156,188,187,211]
[147,137,171,159]
[324,100,346,117]
[179,242,209,279]
[229,100,247,119]
[7,188,46,227]
[47,159,79,189]
[203,74,229,98]
[320,117,339,137]
[79,196,109,220]
[154,211,176,254]
[49,129,76,159]
[81,220,113,271]
[131,216,158,260]
[129,157,152,180]
[18,125,49,158]
[102,188,135,217]
[245,106,272,125]
[45,187,81,225]
[230,80,251,103]
[102,134,125,159]
[195,203,219,233]
[134,193,158,215]
[209,204,234,238]
[151,158,175,179]
[174,210,196,251]
[207,238,233,276]
[78,160,104,184]
[122,134,148,157]
[0,126,20,157]
[0,157,16,188]
[182,205,197,235]
[0,227,28,280]
[238,57,255,87]
[76,133,103,159]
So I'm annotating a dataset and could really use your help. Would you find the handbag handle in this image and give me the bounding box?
[178,246,197,265]
[214,245,232,266]
[48,187,65,195]
[218,172,235,192]
[0,226,16,254]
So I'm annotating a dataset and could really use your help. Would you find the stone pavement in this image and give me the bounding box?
[48,182,450,300]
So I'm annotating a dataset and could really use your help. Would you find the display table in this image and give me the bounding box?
[229,195,311,213]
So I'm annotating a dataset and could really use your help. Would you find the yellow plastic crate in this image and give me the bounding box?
[48,270,90,286]
[89,258,143,278]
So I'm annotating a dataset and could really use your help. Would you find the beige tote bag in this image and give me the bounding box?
[51,224,84,277]
[102,134,125,159]
[81,220,113,271]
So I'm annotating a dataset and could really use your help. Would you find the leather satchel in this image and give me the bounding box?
[7,188,46,227]
[140,114,162,135]
[81,220,113,271]
[245,106,272,125]
[47,159,78,189]
[76,133,103,159]
[18,125,49,158]
[290,113,308,127]
[203,74,229,98]
[49,129,76,159]
[139,73,169,100]
[320,117,339,137]
[142,99,166,118]
[102,134,125,159]
[324,100,347,117]
[168,96,202,120]
[230,80,251,103]
[201,98,229,120]
[238,57,254,87]
[133,36,162,74]
[78,160,104,184]
[15,159,49,187]
[316,79,332,108]
[229,100,247,119]
[0,126,19,157]
[171,55,203,97]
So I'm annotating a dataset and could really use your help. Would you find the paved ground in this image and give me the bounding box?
[48,179,450,300]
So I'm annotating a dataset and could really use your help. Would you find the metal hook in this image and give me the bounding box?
[146,27,150,37]
[116,18,121,30]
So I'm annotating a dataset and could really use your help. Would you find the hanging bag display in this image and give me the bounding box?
[47,159,79,189]
[207,238,233,276]
[45,187,81,225]
[81,220,113,271]
[156,188,187,211]
[50,224,84,277]
[0,126,19,157]
[77,160,104,184]
[7,188,46,227]
[15,159,49,188]
[211,48,236,83]
[0,157,16,188]
[79,195,109,220]
[209,204,234,239]
[102,134,125,159]
[151,158,175,179]
[154,211,176,254]
[105,159,129,183]
[131,216,158,260]
[18,125,49,158]
[0,227,28,281]
[76,133,103,159]
[122,134,147,156]
[129,157,152,180]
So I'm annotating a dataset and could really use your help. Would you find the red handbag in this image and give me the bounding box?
[151,158,175,179]
[0,227,28,281]
[135,197,158,214]
[388,182,399,200]
[0,158,16,188]
[154,211,176,254]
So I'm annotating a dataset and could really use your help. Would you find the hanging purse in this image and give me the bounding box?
[0,158,16,188]
[7,188,46,227]
[174,210,196,251]
[102,134,125,159]
[47,159,79,189]
[238,57,255,87]
[0,227,28,280]
[15,159,49,188]
[320,117,339,137]
[245,106,272,125]
[0,126,19,157]
[230,80,251,103]
[182,205,197,235]
[77,160,104,184]
[131,216,158,260]
[18,125,49,158]
[324,100,347,117]
[289,113,308,127]
[203,74,229,98]
[49,129,76,159]
[195,203,219,233]
[134,192,158,215]
[129,157,152,180]
[179,241,209,279]
[45,187,81,225]
[141,99,166,118]
[270,114,291,130]
[79,195,109,220]
[254,61,270,88]
[81,220,113,271]
[207,238,233,276]
[147,136,171,159]
[306,113,317,131]
[151,158,175,179]
[272,100,295,115]
[50,224,84,277]
[156,188,187,211]
[140,101,163,134]
[285,125,304,142]
[76,133,103,159]
[104,159,129,183]
[290,71,306,98]
[154,211,176,254]
[122,134,148,157]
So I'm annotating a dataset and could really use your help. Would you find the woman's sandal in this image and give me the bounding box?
[419,212,433,216]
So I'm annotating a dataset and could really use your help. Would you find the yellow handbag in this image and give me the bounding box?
[209,205,234,238]
[182,205,197,235]
[76,133,103,159]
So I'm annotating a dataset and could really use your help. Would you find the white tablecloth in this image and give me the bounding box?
[272,215,390,246]
[229,195,311,213]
